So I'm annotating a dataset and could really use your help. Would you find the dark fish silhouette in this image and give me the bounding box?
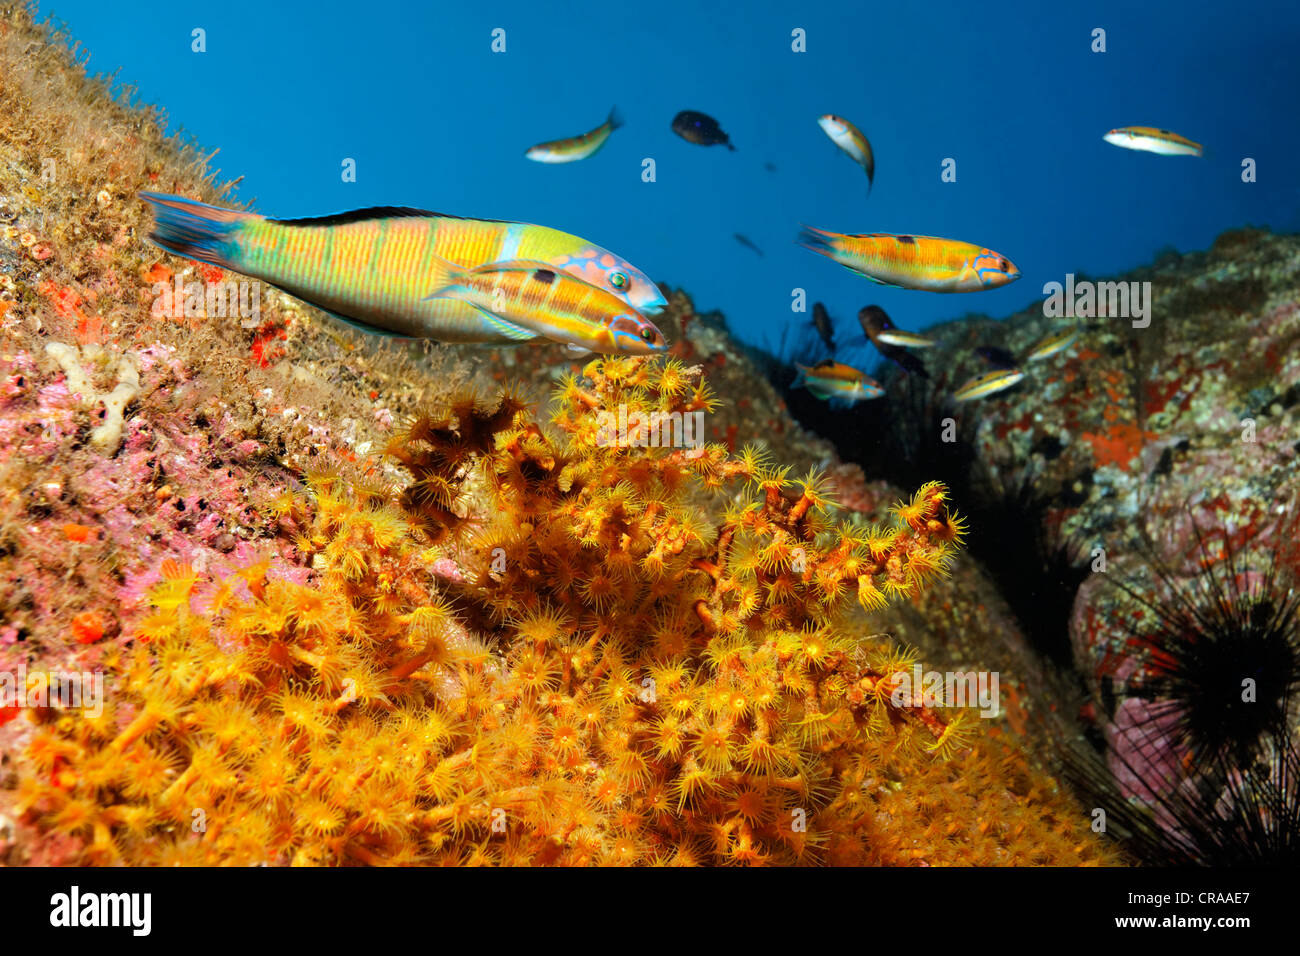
[858,305,930,379]
[976,345,1018,370]
[672,110,736,150]
[811,302,836,352]
[734,233,764,256]
[764,161,778,172]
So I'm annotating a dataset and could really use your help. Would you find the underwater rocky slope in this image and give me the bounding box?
[773,225,1300,863]
[0,7,1221,866]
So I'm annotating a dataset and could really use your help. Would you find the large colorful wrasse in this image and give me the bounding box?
[794,360,884,406]
[952,367,1025,403]
[139,193,666,345]
[1103,126,1202,157]
[1025,326,1079,362]
[799,226,1020,292]
[817,114,875,192]
[427,259,667,355]
[525,107,622,163]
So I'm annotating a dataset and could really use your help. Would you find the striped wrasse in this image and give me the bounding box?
[794,360,884,406]
[139,193,666,345]
[1103,126,1202,157]
[799,226,1020,292]
[1026,326,1079,362]
[428,259,667,354]
[951,367,1025,403]
[874,329,935,349]
[525,107,622,163]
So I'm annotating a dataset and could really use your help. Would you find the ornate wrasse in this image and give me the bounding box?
[427,259,667,355]
[799,226,1020,292]
[139,193,666,344]
[794,360,883,405]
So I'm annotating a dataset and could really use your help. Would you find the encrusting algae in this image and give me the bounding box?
[14,357,1116,865]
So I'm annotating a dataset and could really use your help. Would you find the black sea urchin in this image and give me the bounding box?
[1064,501,1300,865]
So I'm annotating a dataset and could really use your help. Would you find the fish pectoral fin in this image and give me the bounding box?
[805,383,833,401]
[419,256,472,302]
[454,299,539,341]
[566,344,592,355]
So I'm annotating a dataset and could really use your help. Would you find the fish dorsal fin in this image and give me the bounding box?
[473,259,609,294]
[269,207,513,227]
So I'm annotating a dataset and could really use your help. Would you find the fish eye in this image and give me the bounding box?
[640,327,656,343]
[609,271,629,291]
[998,258,1009,271]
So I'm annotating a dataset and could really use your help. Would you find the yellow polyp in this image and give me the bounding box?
[11,335,1119,864]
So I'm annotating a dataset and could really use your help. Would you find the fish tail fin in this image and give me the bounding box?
[797,224,840,259]
[792,364,808,389]
[139,192,258,267]
[607,106,624,131]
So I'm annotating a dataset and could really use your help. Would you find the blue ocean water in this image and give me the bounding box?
[36,0,1300,351]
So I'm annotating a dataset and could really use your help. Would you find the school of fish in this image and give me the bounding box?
[140,103,1192,382]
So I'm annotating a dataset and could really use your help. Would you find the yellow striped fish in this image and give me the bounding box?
[1103,126,1202,157]
[139,193,666,345]
[1026,326,1079,362]
[427,259,667,354]
[875,329,935,349]
[952,368,1025,403]
[525,107,623,163]
[799,226,1020,292]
